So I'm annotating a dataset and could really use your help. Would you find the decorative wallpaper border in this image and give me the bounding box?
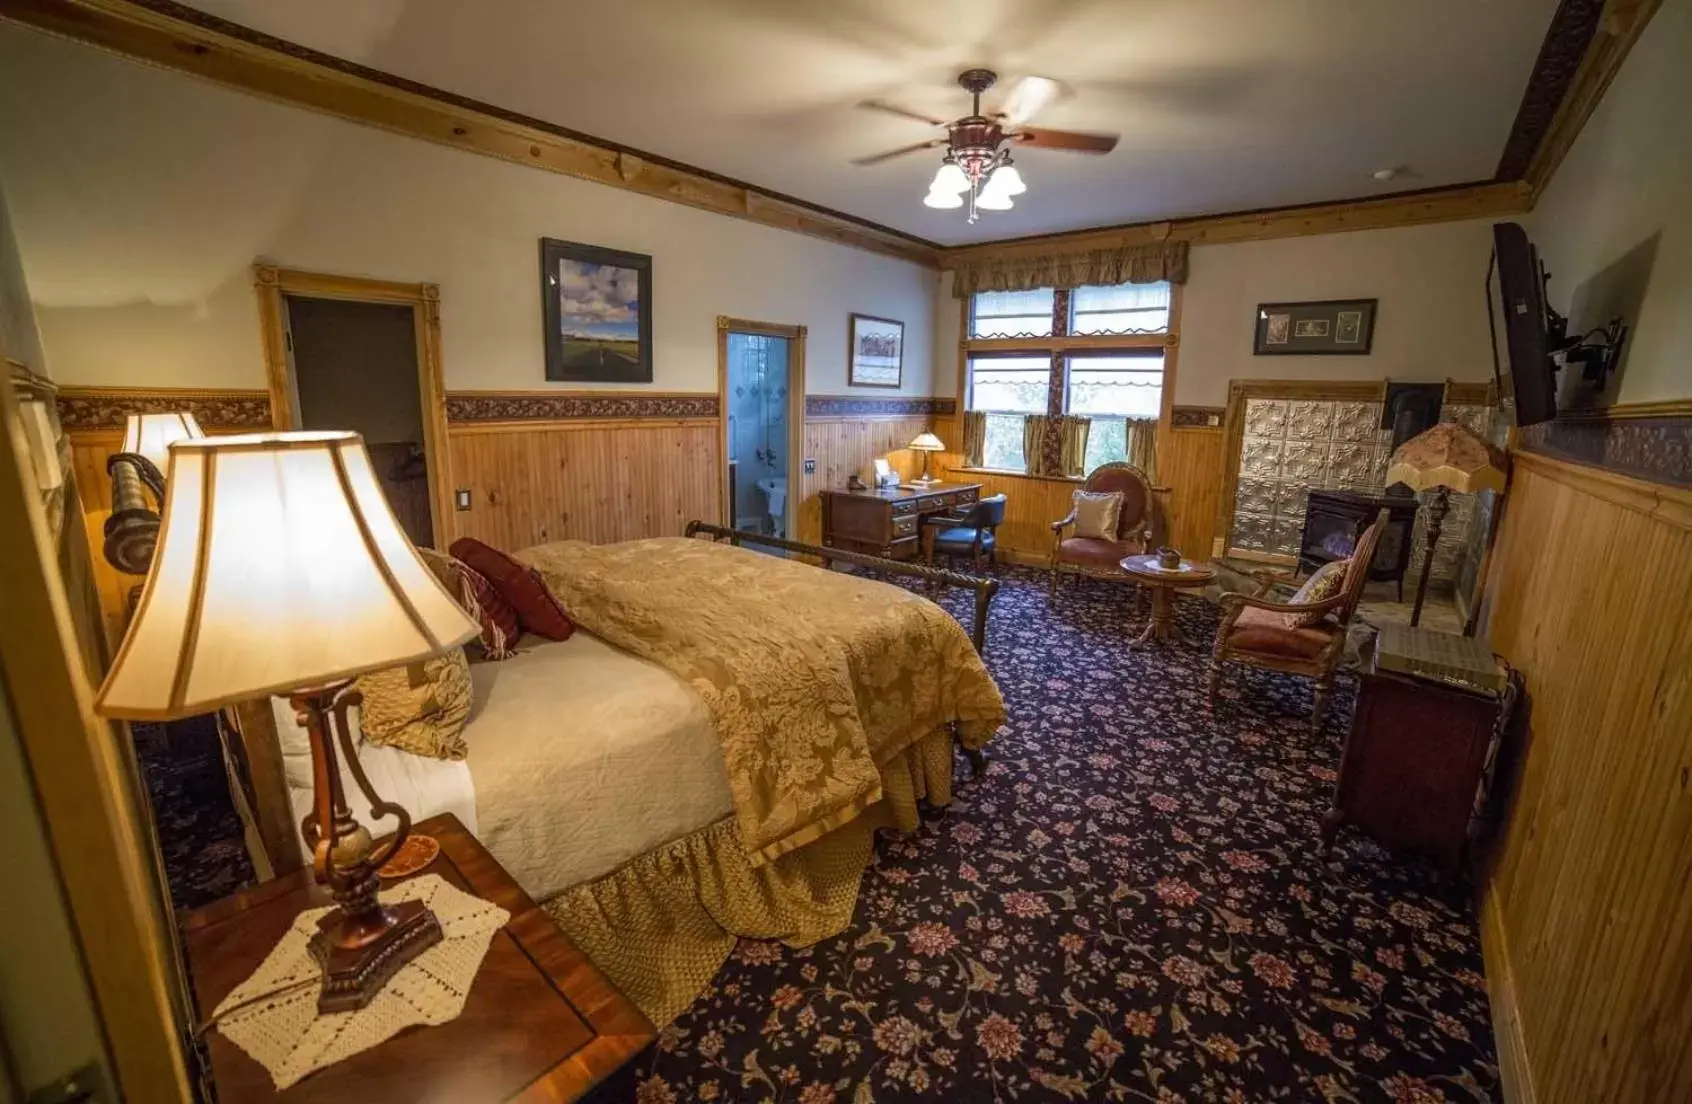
[1518,411,1692,490]
[805,396,956,419]
[445,391,718,423]
[55,388,273,432]
[1171,406,1226,429]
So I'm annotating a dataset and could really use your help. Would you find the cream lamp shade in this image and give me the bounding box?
[1385,422,1507,494]
[907,432,946,452]
[94,431,477,720]
[121,411,204,471]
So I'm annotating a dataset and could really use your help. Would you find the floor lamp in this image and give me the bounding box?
[1384,422,1507,628]
[94,430,478,1011]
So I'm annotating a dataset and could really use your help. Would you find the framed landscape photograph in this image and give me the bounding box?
[1253,298,1377,356]
[540,237,652,382]
[848,313,904,388]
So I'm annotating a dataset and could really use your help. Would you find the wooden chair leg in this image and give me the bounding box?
[1312,675,1334,730]
[1049,563,1060,602]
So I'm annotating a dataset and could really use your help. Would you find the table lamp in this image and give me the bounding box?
[907,431,945,485]
[1385,422,1507,628]
[94,430,478,1012]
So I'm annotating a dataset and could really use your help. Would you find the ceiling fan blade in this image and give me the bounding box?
[851,138,948,166]
[999,76,1064,126]
[1012,127,1119,154]
[856,100,950,128]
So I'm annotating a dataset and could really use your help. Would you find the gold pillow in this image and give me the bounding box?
[1283,559,1348,629]
[1072,490,1124,540]
[354,647,472,760]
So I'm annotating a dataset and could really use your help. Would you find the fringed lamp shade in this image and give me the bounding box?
[1385,422,1508,628]
[94,431,477,720]
[121,411,204,471]
[1385,422,1507,495]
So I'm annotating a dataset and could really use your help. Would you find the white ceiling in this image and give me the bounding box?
[176,0,1557,246]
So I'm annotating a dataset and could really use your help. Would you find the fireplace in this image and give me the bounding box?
[1297,490,1418,599]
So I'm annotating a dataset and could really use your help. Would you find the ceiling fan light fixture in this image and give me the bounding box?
[930,159,970,196]
[974,186,1015,212]
[923,187,965,209]
[987,162,1026,197]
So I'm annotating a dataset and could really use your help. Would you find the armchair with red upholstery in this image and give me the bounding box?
[1207,509,1386,730]
[1049,462,1154,600]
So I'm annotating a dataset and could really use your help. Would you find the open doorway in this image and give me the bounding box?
[716,317,805,541]
[254,266,452,548]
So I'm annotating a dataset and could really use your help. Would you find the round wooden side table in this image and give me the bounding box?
[1119,554,1217,648]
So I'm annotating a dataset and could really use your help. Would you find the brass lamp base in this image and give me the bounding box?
[308,898,443,1013]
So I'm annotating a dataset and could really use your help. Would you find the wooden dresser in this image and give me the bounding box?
[820,482,982,560]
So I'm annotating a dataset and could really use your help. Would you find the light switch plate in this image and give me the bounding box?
[454,489,472,511]
[804,458,816,474]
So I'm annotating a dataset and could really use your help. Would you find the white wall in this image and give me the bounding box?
[1527,0,1690,406]
[0,177,45,374]
[935,219,1500,407]
[1177,220,1498,406]
[0,26,939,396]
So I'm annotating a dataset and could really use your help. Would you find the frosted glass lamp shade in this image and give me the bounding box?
[923,187,964,209]
[94,431,477,720]
[987,163,1026,196]
[907,432,946,452]
[974,186,1014,211]
[930,160,970,196]
[121,411,204,471]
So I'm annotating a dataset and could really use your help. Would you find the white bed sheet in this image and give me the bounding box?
[279,631,734,903]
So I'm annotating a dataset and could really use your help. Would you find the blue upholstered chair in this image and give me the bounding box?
[922,494,1008,573]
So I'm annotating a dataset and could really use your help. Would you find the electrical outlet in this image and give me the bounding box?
[455,489,472,511]
[804,458,816,474]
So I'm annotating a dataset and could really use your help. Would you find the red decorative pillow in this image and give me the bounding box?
[449,538,575,641]
[417,546,519,660]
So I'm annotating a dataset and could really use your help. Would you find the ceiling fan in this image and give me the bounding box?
[854,69,1119,223]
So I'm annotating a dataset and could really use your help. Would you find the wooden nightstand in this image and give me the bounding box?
[183,814,653,1102]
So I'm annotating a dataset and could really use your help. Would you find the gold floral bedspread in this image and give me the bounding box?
[518,537,1005,867]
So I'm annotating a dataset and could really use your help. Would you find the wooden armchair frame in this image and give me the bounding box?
[1049,461,1155,600]
[1208,510,1386,729]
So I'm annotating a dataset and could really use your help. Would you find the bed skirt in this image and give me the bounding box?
[542,728,957,1026]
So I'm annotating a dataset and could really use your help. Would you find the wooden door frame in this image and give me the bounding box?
[715,317,807,536]
[253,265,455,548]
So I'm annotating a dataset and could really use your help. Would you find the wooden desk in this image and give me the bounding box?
[183,814,653,1102]
[820,482,982,560]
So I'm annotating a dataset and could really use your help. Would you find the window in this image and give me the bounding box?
[962,281,1174,476]
[1066,352,1164,472]
[969,288,1054,338]
[967,354,1049,471]
[1070,281,1171,335]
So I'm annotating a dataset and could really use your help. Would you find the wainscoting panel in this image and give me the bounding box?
[797,416,928,545]
[447,419,720,551]
[1482,449,1692,1103]
[1160,426,1226,559]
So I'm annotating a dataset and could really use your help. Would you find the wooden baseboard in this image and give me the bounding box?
[1480,887,1537,1104]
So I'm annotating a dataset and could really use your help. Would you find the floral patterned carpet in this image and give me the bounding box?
[589,566,1498,1104]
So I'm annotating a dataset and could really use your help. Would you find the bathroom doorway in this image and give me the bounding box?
[716,317,805,541]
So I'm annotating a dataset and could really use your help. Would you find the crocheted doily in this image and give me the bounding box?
[211,874,509,1090]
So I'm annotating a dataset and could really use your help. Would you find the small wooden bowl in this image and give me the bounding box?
[1156,546,1183,570]
[379,833,440,879]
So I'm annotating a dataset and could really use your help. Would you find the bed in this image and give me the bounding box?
[236,531,1006,1023]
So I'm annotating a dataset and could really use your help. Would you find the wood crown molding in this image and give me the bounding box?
[1519,0,1663,198]
[0,0,940,267]
[0,0,1643,265]
[940,182,1533,267]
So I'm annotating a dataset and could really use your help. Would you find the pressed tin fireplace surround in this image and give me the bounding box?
[1227,392,1495,585]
